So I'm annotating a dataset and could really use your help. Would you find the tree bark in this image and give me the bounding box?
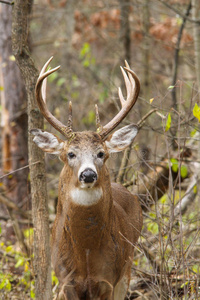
[192,0,200,88]
[12,1,52,299]
[142,0,150,104]
[118,0,131,62]
[192,0,200,250]
[0,3,29,208]
[170,2,192,148]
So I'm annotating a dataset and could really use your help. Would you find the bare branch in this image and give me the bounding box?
[174,175,198,218]
[116,109,157,184]
[157,0,200,24]
[0,161,40,180]
[0,0,14,5]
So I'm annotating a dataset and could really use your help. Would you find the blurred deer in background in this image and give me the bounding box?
[31,57,143,300]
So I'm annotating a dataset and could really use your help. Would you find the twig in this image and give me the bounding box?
[116,109,157,183]
[0,0,14,5]
[8,209,29,256]
[0,249,15,261]
[157,0,200,24]
[0,161,40,180]
[137,108,158,129]
[141,244,161,274]
[0,194,31,218]
[171,1,192,113]
[0,215,32,224]
[174,175,198,218]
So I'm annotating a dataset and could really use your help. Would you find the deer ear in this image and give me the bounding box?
[105,124,138,153]
[30,129,65,155]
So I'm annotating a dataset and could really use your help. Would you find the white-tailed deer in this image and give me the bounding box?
[31,57,143,300]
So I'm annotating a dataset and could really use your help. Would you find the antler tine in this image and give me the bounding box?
[125,60,135,91]
[35,57,74,139]
[95,104,101,131]
[67,101,73,131]
[99,62,140,140]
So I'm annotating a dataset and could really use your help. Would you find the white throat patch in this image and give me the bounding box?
[70,188,103,206]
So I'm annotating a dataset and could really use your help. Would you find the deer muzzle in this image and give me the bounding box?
[79,168,97,183]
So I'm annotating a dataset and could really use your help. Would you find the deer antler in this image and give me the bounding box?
[35,56,73,139]
[98,61,140,140]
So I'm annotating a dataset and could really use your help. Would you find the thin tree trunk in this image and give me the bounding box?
[12,1,52,299]
[170,2,192,148]
[61,0,77,70]
[118,0,131,62]
[171,2,192,111]
[0,3,29,209]
[191,4,200,293]
[142,0,150,104]
[192,0,200,88]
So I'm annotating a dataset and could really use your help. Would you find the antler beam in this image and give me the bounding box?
[35,56,73,139]
[99,61,140,140]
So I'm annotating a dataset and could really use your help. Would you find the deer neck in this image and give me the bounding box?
[58,165,113,249]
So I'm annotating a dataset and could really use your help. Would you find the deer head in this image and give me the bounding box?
[31,57,140,190]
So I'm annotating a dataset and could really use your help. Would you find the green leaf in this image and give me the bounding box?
[71,74,80,88]
[9,55,15,61]
[193,103,200,122]
[192,264,199,273]
[193,185,197,194]
[180,165,188,178]
[82,110,95,125]
[170,158,178,172]
[88,111,95,124]
[30,289,35,299]
[5,245,13,253]
[15,257,25,268]
[24,228,34,238]
[99,87,108,104]
[176,17,182,26]
[56,78,66,87]
[83,59,90,68]
[165,113,171,132]
[181,281,189,288]
[48,71,58,83]
[51,271,59,285]
[147,222,158,234]
[168,85,175,90]
[0,278,11,291]
[80,43,91,58]
[71,91,79,99]
[30,280,35,299]
[0,281,4,290]
[160,194,167,204]
[190,128,197,137]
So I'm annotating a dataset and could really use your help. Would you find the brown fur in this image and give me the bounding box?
[50,132,143,300]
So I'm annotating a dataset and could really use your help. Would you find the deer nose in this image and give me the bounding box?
[79,168,97,183]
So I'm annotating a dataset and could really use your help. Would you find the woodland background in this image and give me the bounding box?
[0,0,200,299]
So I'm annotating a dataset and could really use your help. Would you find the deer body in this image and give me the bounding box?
[31,58,143,299]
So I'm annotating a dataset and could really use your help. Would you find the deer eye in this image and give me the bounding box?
[97,151,105,159]
[68,152,76,159]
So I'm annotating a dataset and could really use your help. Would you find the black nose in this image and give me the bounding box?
[79,168,97,183]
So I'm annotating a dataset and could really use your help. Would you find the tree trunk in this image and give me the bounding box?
[142,0,150,104]
[0,3,29,208]
[192,1,200,259]
[192,0,200,88]
[170,2,192,149]
[12,1,52,299]
[118,0,131,62]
